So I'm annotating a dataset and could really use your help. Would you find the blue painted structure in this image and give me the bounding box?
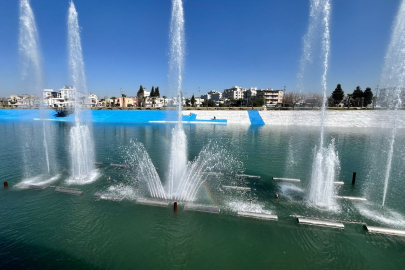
[0,110,227,124]
[247,110,265,125]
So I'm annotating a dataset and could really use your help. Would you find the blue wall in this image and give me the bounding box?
[0,110,228,124]
[247,110,265,125]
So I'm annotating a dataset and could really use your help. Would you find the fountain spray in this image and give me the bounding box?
[167,0,187,199]
[380,0,405,206]
[67,1,95,183]
[298,0,340,208]
[19,0,54,176]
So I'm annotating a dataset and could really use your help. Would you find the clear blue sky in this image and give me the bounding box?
[0,0,401,98]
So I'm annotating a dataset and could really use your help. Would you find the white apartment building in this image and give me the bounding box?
[144,90,150,98]
[59,85,75,100]
[244,87,257,103]
[43,86,98,108]
[202,90,223,101]
[8,94,37,107]
[223,86,246,100]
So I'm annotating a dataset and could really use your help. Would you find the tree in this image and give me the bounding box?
[227,97,232,108]
[352,86,364,107]
[364,87,373,107]
[163,95,167,107]
[191,94,196,107]
[111,96,117,107]
[137,85,144,107]
[150,86,155,97]
[253,98,265,107]
[142,96,147,108]
[331,84,344,106]
[346,94,353,109]
[137,85,144,95]
[283,92,305,108]
[155,87,160,97]
[121,93,127,98]
[202,99,216,107]
[305,92,323,108]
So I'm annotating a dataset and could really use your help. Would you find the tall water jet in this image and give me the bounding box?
[299,0,339,208]
[380,0,405,206]
[67,1,95,183]
[167,0,187,199]
[19,0,55,177]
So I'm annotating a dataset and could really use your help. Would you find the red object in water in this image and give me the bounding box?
[4,182,8,188]
[174,202,178,212]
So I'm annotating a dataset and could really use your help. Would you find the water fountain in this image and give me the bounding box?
[124,139,242,202]
[125,141,166,199]
[67,1,96,184]
[380,0,405,207]
[297,0,340,208]
[166,0,187,199]
[18,0,57,183]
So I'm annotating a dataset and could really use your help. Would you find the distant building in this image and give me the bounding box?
[210,90,222,101]
[256,89,284,106]
[202,90,223,101]
[195,97,204,107]
[223,86,246,100]
[42,86,98,108]
[8,94,37,108]
[244,87,257,105]
[59,85,75,101]
[115,97,136,108]
[88,93,98,107]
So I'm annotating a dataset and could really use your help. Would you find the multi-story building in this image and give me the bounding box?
[88,93,98,107]
[42,87,98,108]
[59,85,75,101]
[114,97,135,107]
[8,94,37,107]
[244,87,257,104]
[256,89,284,106]
[210,90,222,101]
[223,86,246,100]
[202,90,223,101]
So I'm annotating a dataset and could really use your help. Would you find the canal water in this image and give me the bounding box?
[1,114,405,269]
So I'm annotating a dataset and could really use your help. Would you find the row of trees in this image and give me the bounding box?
[283,84,374,108]
[150,86,160,97]
[331,84,373,107]
[100,85,162,107]
[137,85,161,107]
[283,92,323,108]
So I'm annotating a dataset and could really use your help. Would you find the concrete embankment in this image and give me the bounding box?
[1,108,404,128]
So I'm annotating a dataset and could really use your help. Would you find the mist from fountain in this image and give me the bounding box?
[380,0,405,206]
[67,1,95,183]
[298,0,339,208]
[19,0,55,178]
[176,142,241,202]
[125,139,242,202]
[167,0,187,199]
[125,141,166,199]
